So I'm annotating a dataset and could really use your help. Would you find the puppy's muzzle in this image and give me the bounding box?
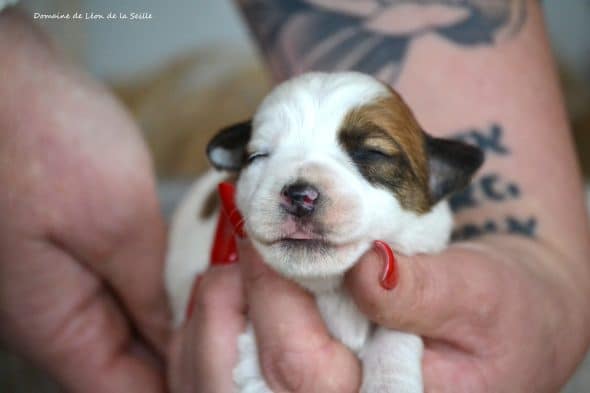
[280,181,320,218]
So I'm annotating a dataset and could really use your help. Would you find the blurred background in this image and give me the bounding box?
[1,0,589,391]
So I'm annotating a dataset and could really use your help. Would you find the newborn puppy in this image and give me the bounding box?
[166,72,483,392]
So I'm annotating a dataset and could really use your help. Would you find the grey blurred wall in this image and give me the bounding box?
[22,0,590,85]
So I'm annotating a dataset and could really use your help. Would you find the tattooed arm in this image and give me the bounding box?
[239,0,526,81]
[239,0,557,232]
[175,1,590,392]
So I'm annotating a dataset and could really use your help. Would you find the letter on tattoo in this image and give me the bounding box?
[453,124,509,155]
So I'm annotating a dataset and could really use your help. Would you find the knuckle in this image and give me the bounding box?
[466,272,501,329]
[314,342,360,393]
[260,340,359,393]
[260,346,305,392]
[471,285,498,324]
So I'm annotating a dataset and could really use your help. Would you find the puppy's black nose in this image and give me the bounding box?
[280,182,320,217]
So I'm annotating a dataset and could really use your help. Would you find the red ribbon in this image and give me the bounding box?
[210,182,245,265]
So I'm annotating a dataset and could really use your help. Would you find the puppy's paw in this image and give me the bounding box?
[360,329,424,393]
[360,377,422,393]
[235,380,273,393]
[233,324,273,393]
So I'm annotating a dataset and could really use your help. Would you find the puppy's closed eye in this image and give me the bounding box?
[246,151,270,164]
[350,147,400,163]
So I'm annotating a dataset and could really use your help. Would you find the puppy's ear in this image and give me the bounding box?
[206,120,252,171]
[426,134,484,204]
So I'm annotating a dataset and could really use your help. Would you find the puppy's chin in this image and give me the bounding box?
[251,237,371,283]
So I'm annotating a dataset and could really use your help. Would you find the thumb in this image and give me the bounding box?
[58,177,172,355]
[344,241,503,342]
[239,240,361,393]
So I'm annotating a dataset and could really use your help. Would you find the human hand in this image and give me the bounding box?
[168,240,360,393]
[345,235,590,392]
[0,10,170,392]
[168,235,590,393]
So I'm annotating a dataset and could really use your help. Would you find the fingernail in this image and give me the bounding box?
[185,276,202,321]
[218,182,245,238]
[374,240,398,290]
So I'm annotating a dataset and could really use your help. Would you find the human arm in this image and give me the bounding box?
[0,9,170,392]
[180,1,590,391]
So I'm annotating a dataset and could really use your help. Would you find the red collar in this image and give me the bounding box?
[210,182,245,265]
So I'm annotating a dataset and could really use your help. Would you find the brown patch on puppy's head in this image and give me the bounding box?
[340,91,431,213]
[339,88,483,213]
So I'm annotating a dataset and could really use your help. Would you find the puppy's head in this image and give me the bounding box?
[207,72,483,281]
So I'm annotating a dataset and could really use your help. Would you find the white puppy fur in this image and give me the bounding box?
[166,72,481,392]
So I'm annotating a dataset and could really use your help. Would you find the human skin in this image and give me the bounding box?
[0,9,170,393]
[173,1,590,392]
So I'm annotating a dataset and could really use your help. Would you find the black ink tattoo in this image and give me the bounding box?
[452,215,537,241]
[238,0,527,82]
[506,216,537,237]
[451,173,521,212]
[452,222,487,240]
[447,121,538,240]
[453,124,509,156]
[481,174,520,201]
[237,0,535,240]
